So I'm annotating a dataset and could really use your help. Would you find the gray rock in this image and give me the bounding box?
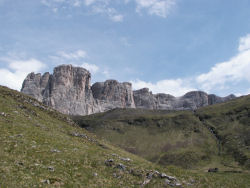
[21,64,236,115]
[22,65,100,115]
[208,168,218,172]
[51,149,61,153]
[0,112,6,117]
[133,89,235,111]
[105,159,114,166]
[48,166,54,171]
[116,163,126,170]
[142,178,151,186]
[133,88,157,109]
[92,80,135,112]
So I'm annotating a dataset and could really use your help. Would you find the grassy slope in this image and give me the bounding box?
[73,96,250,173]
[196,95,250,169]
[0,86,250,187]
[74,110,219,170]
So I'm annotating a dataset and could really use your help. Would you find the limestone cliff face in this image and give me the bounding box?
[92,80,135,111]
[21,65,99,115]
[21,72,50,102]
[21,64,236,115]
[133,89,236,111]
[133,88,156,109]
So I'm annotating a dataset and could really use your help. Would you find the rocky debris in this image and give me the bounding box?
[104,156,182,187]
[41,178,63,186]
[208,168,218,172]
[41,179,51,184]
[92,80,135,111]
[48,166,55,171]
[116,163,126,170]
[120,157,131,162]
[51,149,61,153]
[142,178,151,186]
[71,132,87,138]
[105,159,115,167]
[0,112,7,117]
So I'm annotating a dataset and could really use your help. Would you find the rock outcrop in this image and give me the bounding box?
[21,64,236,115]
[22,65,99,115]
[92,80,135,111]
[133,90,236,111]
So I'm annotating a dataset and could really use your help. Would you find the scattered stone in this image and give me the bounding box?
[48,166,54,171]
[105,159,114,167]
[208,168,218,173]
[120,157,131,162]
[0,112,6,117]
[17,162,24,166]
[142,179,151,186]
[175,182,182,186]
[16,134,23,138]
[165,179,171,186]
[116,163,126,170]
[51,149,61,153]
[41,179,50,184]
[160,173,168,178]
[129,169,143,177]
[153,170,160,178]
[146,171,154,179]
[71,132,87,138]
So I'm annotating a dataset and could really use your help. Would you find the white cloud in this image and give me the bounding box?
[57,50,87,60]
[0,58,46,90]
[135,0,176,18]
[132,34,250,96]
[196,34,250,92]
[131,79,195,96]
[41,0,176,20]
[84,0,97,6]
[92,6,124,22]
[238,34,250,52]
[110,14,124,22]
[79,63,99,74]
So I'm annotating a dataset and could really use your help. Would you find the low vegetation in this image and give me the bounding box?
[0,85,250,187]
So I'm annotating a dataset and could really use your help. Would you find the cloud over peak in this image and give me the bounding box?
[0,58,46,90]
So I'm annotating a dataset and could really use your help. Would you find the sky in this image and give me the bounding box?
[0,0,250,97]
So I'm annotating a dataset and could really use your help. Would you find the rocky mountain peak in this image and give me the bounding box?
[21,64,236,115]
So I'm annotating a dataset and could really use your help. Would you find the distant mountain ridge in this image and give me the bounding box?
[21,64,236,115]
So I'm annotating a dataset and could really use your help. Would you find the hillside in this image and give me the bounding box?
[0,86,183,187]
[1,85,250,187]
[73,95,250,173]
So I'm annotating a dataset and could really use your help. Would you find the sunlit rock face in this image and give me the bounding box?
[22,64,99,115]
[92,80,135,111]
[21,64,236,115]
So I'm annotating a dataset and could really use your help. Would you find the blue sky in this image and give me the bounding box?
[0,0,250,96]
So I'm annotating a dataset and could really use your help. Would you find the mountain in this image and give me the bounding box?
[21,64,236,115]
[1,85,250,187]
[73,94,250,172]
